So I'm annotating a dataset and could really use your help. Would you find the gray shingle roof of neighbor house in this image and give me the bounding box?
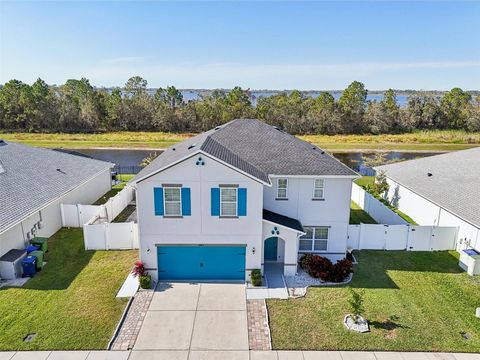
[133,119,358,184]
[0,141,113,234]
[375,147,480,228]
[263,209,304,232]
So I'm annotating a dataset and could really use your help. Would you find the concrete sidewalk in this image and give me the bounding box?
[0,350,479,360]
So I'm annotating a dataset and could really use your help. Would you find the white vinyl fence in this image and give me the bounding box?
[347,224,458,251]
[61,184,138,250]
[351,183,408,225]
[61,185,135,227]
[83,221,139,250]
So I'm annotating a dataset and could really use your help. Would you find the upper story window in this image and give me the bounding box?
[313,178,325,199]
[164,187,182,216]
[276,178,288,199]
[220,187,237,217]
[299,226,329,251]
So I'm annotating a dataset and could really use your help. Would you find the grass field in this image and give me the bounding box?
[267,251,480,352]
[93,174,134,205]
[1,130,480,151]
[0,228,136,350]
[354,176,417,225]
[350,201,377,224]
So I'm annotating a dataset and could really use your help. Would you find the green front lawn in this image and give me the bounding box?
[267,251,480,352]
[0,228,136,350]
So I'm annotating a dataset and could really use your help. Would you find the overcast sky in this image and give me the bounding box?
[1,1,479,90]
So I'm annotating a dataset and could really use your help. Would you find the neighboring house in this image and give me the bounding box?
[132,119,358,282]
[0,140,113,260]
[376,147,480,252]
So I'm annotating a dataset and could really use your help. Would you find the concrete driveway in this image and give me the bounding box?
[134,282,248,355]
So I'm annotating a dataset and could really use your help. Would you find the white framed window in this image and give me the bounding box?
[299,226,329,251]
[164,187,182,216]
[220,187,237,217]
[276,178,288,199]
[313,178,325,199]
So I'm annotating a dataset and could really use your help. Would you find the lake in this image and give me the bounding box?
[176,90,413,107]
[67,148,440,174]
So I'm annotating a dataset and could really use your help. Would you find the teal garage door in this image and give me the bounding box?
[157,245,246,281]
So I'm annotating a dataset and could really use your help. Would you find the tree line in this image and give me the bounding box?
[0,76,479,134]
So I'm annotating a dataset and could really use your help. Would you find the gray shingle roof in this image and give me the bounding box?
[263,209,304,232]
[376,147,480,227]
[0,141,113,233]
[134,119,357,184]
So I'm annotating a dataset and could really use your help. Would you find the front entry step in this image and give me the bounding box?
[246,263,288,299]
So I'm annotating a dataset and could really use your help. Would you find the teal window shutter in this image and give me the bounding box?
[154,187,164,216]
[238,188,247,216]
[181,187,191,216]
[211,188,220,216]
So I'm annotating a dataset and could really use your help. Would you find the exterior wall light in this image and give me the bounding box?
[252,247,256,254]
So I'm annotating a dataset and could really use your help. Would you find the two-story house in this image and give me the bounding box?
[132,119,358,282]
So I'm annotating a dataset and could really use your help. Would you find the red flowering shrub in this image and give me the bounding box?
[132,260,145,277]
[299,253,314,271]
[308,255,333,280]
[299,254,353,282]
[330,258,353,282]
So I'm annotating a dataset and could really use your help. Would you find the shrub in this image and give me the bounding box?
[348,287,365,322]
[308,255,333,280]
[300,254,353,282]
[251,269,262,286]
[139,274,152,289]
[132,260,145,277]
[299,253,314,271]
[331,258,353,282]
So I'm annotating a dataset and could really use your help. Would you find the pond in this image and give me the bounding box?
[66,148,440,174]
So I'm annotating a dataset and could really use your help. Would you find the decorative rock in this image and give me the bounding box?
[344,314,369,333]
[285,268,353,298]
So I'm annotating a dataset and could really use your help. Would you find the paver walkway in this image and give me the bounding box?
[247,299,271,351]
[110,290,154,351]
[1,350,479,360]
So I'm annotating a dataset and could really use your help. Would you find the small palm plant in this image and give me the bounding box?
[348,287,365,323]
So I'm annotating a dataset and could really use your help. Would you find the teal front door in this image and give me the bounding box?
[157,245,246,281]
[264,237,278,261]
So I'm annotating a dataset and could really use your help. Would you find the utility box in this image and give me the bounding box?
[0,249,27,280]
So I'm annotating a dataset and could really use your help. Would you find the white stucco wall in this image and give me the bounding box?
[262,221,300,275]
[136,153,264,282]
[263,176,353,259]
[0,168,112,259]
[385,177,480,252]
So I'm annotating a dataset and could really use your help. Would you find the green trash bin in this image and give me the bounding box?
[30,250,44,270]
[31,237,48,253]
